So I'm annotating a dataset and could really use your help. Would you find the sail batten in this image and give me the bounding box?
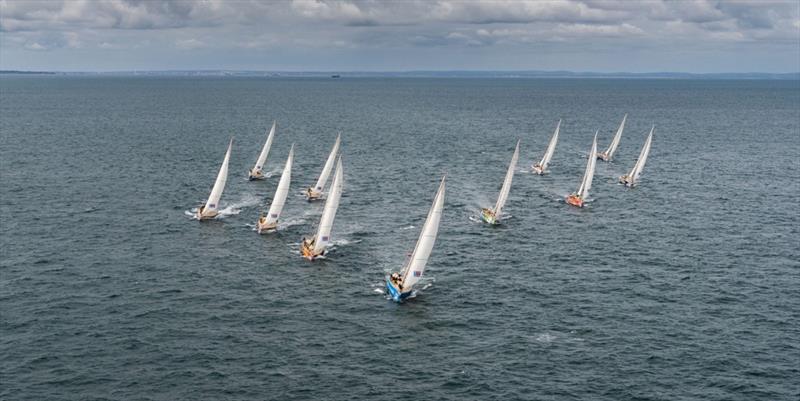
[538,120,560,171]
[203,139,232,215]
[252,121,276,173]
[313,158,343,254]
[577,132,598,199]
[264,145,294,225]
[313,134,341,192]
[400,176,446,289]
[493,140,520,216]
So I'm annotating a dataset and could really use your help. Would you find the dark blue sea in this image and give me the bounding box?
[1,76,798,400]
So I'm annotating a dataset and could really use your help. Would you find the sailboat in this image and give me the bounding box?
[300,158,343,260]
[481,140,520,224]
[532,120,560,175]
[566,132,598,208]
[257,145,294,233]
[597,114,626,161]
[248,121,276,180]
[620,126,654,187]
[196,138,232,220]
[305,133,341,201]
[386,175,446,302]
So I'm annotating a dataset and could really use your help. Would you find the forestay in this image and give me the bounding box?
[264,145,294,226]
[400,176,446,290]
[494,140,520,217]
[313,134,341,192]
[253,121,276,174]
[577,132,598,199]
[538,120,560,170]
[203,139,232,214]
[313,158,343,254]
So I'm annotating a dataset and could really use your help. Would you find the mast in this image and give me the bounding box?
[313,158,343,254]
[203,138,232,214]
[577,132,598,198]
[630,126,654,184]
[538,119,560,170]
[604,114,626,159]
[400,175,446,290]
[264,145,294,225]
[313,133,341,192]
[253,121,276,173]
[493,139,520,216]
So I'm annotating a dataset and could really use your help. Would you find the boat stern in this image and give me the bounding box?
[385,277,411,302]
[480,208,498,224]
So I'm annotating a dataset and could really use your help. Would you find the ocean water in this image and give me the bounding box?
[1,76,798,400]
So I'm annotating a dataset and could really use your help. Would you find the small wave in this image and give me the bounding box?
[401,225,415,230]
[535,333,556,343]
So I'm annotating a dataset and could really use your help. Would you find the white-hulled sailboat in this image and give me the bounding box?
[196,138,233,220]
[481,139,520,224]
[248,121,276,180]
[532,120,560,175]
[597,114,626,161]
[257,145,294,234]
[301,158,343,260]
[620,126,654,187]
[305,133,341,201]
[387,175,446,302]
[566,132,598,208]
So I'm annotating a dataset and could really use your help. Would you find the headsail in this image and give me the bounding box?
[493,139,520,217]
[313,158,343,254]
[629,126,654,184]
[252,121,276,174]
[538,120,560,171]
[577,132,598,199]
[264,145,294,226]
[313,133,341,192]
[400,175,446,290]
[603,114,626,159]
[203,138,232,215]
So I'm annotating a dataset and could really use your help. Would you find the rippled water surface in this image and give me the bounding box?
[2,76,799,400]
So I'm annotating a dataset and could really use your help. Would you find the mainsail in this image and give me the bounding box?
[629,126,654,184]
[603,114,626,159]
[313,134,341,192]
[203,138,232,215]
[537,120,560,171]
[400,176,446,290]
[493,139,520,217]
[577,132,598,199]
[264,145,294,226]
[313,158,343,254]
[252,121,276,174]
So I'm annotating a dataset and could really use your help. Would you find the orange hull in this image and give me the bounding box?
[566,194,584,208]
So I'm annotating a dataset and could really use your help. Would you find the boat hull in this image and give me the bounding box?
[565,194,584,208]
[597,152,610,161]
[196,208,218,221]
[385,277,412,302]
[532,165,546,175]
[300,241,324,260]
[619,175,635,187]
[257,220,277,234]
[305,188,323,201]
[480,208,498,225]
[248,169,266,181]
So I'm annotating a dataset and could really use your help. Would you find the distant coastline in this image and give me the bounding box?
[2,69,798,80]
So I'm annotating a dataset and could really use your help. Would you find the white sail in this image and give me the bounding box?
[264,145,294,225]
[577,132,598,199]
[401,176,446,290]
[603,114,626,159]
[252,121,276,174]
[313,158,343,254]
[203,138,232,215]
[313,133,341,192]
[538,119,560,170]
[629,126,654,184]
[493,139,520,217]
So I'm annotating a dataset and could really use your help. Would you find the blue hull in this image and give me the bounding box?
[385,278,412,302]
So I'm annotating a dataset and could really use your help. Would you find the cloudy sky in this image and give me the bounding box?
[1,0,798,72]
